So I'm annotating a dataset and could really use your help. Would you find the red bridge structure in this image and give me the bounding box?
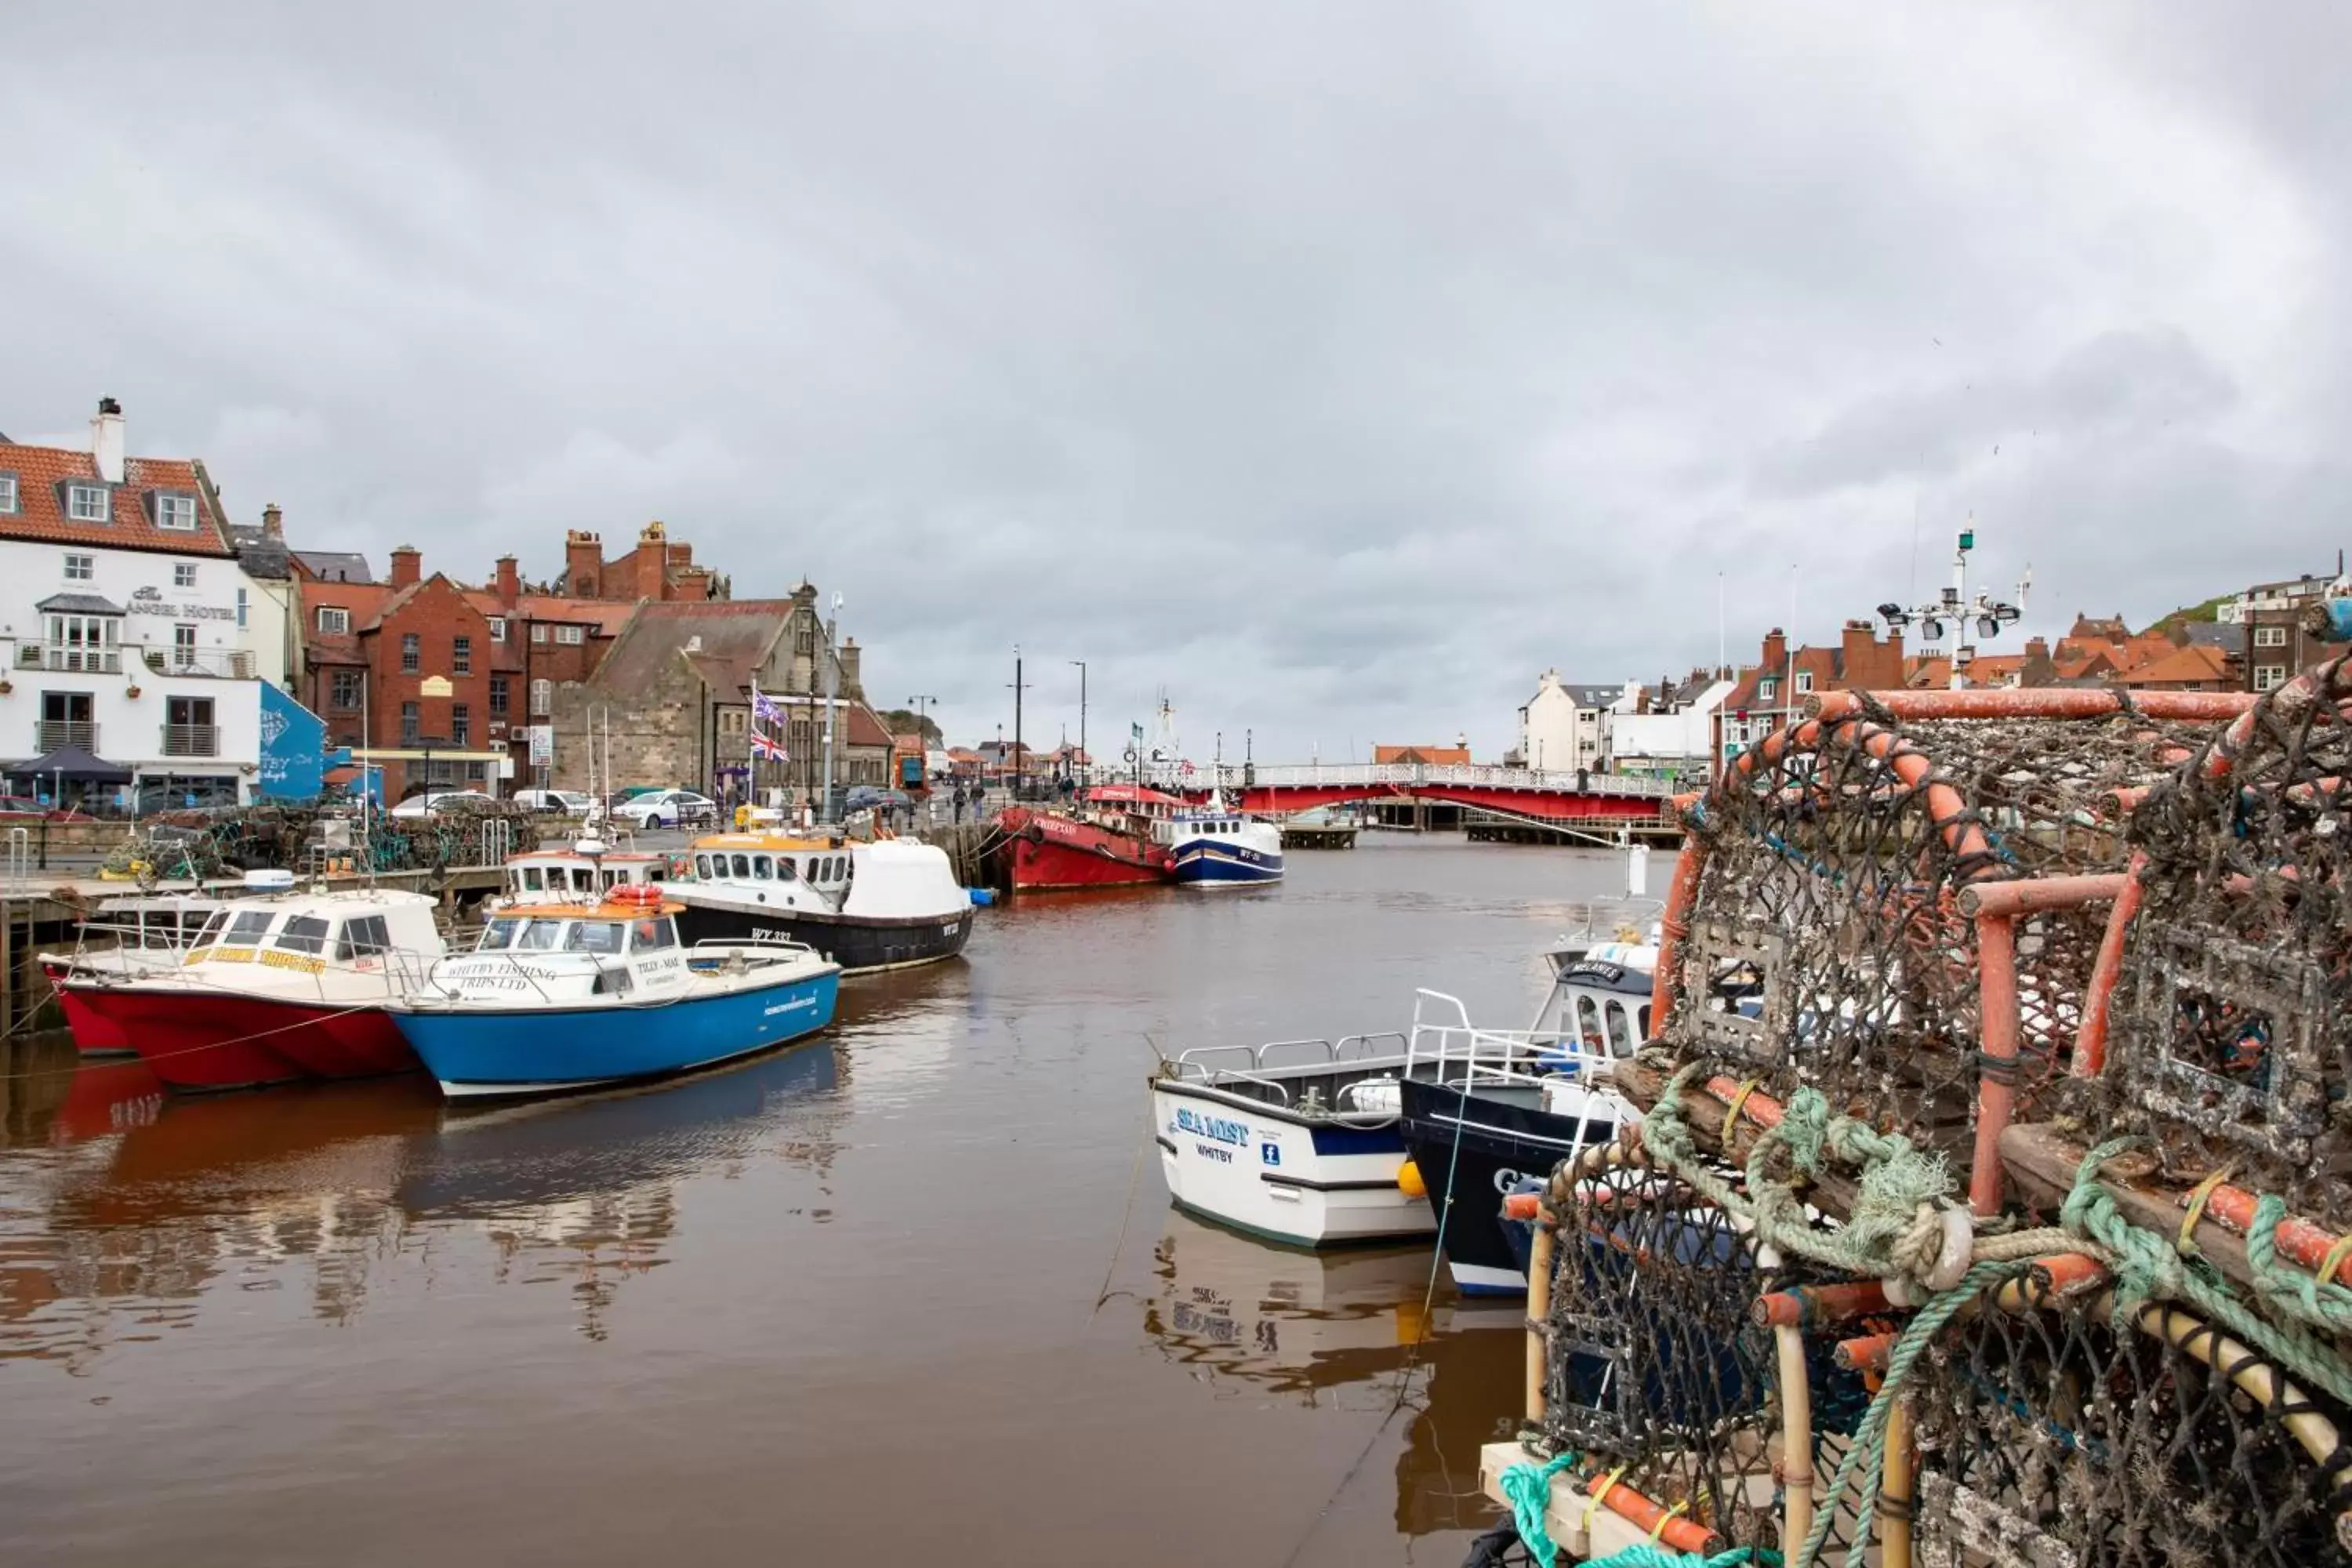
[1181,763,1679,842]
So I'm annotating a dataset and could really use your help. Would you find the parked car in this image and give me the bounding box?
[513,789,597,817]
[609,789,718,830]
[388,789,500,819]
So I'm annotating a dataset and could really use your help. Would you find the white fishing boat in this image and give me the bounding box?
[390,887,841,1100]
[1155,801,1283,887]
[1152,1030,1432,1248]
[671,829,973,973]
[42,891,240,1057]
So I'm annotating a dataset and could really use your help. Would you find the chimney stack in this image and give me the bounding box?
[262,502,284,541]
[495,554,520,605]
[564,530,603,597]
[90,396,125,483]
[673,566,711,603]
[837,637,862,699]
[1761,626,1788,673]
[390,545,422,590]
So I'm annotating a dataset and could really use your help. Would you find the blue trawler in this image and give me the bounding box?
[1154,803,1285,887]
[389,887,841,1100]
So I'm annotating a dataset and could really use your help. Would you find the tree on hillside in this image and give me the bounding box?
[878,709,945,746]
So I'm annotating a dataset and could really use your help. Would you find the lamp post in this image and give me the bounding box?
[1068,659,1086,785]
[1875,525,2030,688]
[820,592,842,820]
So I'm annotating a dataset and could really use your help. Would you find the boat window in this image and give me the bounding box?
[648,863,666,883]
[597,964,634,996]
[753,855,772,880]
[479,918,521,950]
[564,920,625,955]
[732,853,753,879]
[274,916,332,955]
[1605,1000,1638,1058]
[514,920,564,951]
[831,856,844,880]
[572,868,596,894]
[776,857,798,882]
[1638,1004,1652,1041]
[192,909,231,946]
[1573,993,1605,1052]
[695,854,712,878]
[224,910,276,946]
[336,916,393,961]
[630,917,677,953]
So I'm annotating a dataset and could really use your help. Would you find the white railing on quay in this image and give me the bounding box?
[1209,762,1674,798]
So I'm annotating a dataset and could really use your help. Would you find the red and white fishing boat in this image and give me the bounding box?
[42,892,238,1057]
[996,784,1183,891]
[60,874,448,1092]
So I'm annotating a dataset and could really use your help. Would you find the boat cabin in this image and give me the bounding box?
[1150,810,1253,846]
[181,891,444,978]
[687,833,854,900]
[1078,783,1190,829]
[503,848,669,904]
[1544,949,1656,1060]
[448,888,691,1002]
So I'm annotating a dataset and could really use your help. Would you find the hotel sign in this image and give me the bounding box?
[128,586,235,620]
[420,676,454,698]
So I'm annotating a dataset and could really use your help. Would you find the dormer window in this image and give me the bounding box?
[1759,678,1778,702]
[488,616,507,642]
[557,624,585,644]
[155,495,198,531]
[1795,671,1814,694]
[0,475,16,514]
[67,485,110,523]
[318,606,350,634]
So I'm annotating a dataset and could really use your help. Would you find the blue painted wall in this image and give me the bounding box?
[257,684,328,800]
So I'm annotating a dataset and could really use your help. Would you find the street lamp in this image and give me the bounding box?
[1875,525,2030,688]
[1068,659,1086,784]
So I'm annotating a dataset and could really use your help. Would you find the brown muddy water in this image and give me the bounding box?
[0,834,1649,1566]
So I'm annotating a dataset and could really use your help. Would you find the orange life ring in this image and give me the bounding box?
[610,884,664,909]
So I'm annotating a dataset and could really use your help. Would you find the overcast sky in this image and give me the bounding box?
[3,4,2341,760]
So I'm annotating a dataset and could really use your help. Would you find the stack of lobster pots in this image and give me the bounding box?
[1479,669,2352,1568]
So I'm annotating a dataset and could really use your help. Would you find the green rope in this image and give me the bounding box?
[2061,1138,2352,1408]
[1498,1450,1579,1568]
[1637,1065,1958,1286]
[2245,1192,2352,1334]
[1791,1258,2022,1568]
[1582,1546,1780,1568]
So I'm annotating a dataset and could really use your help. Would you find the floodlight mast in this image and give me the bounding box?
[1875,524,2027,688]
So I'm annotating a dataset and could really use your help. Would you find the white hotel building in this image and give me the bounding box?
[0,400,274,810]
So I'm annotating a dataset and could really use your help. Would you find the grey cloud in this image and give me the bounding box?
[2,2,2346,759]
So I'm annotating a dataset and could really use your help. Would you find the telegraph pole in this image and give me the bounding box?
[1008,646,1031,801]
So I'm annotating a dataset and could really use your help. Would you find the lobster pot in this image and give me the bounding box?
[1664,703,2217,1181]
[1542,1152,1878,1559]
[2095,666,2352,1231]
[1911,1284,2352,1568]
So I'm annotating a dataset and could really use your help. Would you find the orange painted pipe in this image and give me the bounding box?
[2071,852,2147,1076]
[1700,1074,1788,1131]
[1650,836,1708,1038]
[1502,1191,1544,1222]
[1584,1471,1719,1555]
[1751,1280,1894,1328]
[2198,1187,2352,1287]
[1809,688,2255,724]
[1956,873,2128,919]
[1970,913,2018,1217]
[1835,1332,1896,1374]
[2024,1252,2111,1301]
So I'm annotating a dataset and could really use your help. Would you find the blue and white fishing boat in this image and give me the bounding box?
[1156,800,1284,887]
[389,887,841,1100]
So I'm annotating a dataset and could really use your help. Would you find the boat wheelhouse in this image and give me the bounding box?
[996,783,1182,891]
[1152,1029,1433,1248]
[673,830,972,973]
[1152,805,1283,887]
[499,846,670,906]
[63,880,448,1091]
[391,889,841,1099]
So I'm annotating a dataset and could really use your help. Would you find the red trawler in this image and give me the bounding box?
[996,785,1183,891]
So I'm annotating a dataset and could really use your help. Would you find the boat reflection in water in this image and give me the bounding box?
[0,1034,844,1365]
[1140,1210,1521,1537]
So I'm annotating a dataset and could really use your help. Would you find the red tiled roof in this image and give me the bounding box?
[2115,644,2234,688]
[0,442,236,557]
[1374,744,1471,765]
[303,579,394,665]
[843,702,895,750]
[463,590,640,637]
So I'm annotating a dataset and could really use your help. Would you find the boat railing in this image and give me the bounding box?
[1167,1030,1414,1112]
[688,933,824,968]
[1407,988,1614,1098]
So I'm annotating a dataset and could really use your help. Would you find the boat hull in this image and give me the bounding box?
[46,961,137,1056]
[1169,843,1284,887]
[1152,1080,1432,1248]
[670,902,971,975]
[998,808,1172,891]
[70,987,412,1093]
[1399,1078,1626,1297]
[395,967,841,1099]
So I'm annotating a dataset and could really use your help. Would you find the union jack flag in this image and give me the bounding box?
[750,730,789,762]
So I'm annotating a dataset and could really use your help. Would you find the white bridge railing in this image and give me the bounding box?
[1196,763,1673,799]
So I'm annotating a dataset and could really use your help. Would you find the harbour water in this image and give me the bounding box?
[0,835,1647,1566]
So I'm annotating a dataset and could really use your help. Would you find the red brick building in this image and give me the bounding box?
[1715,620,1906,761]
[300,530,670,796]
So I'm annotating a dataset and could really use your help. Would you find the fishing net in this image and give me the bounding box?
[2095,661,2352,1232]
[1661,698,2208,1182]
[1909,1273,2352,1568]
